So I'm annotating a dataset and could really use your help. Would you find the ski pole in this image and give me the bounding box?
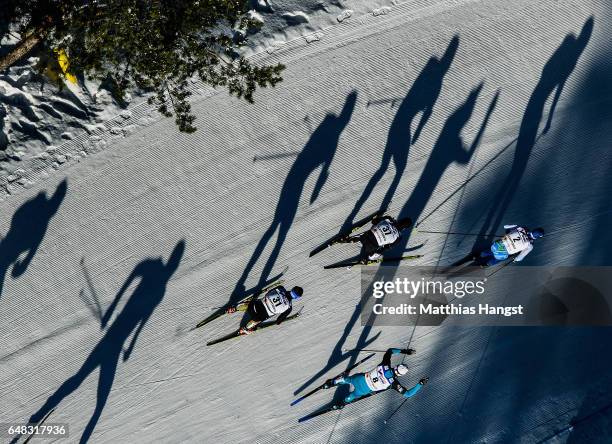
[342,348,386,353]
[384,398,408,424]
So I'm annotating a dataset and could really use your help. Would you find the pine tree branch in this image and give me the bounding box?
[0,29,44,71]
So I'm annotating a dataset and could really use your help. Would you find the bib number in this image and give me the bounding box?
[269,294,283,307]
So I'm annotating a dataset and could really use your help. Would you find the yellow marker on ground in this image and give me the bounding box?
[56,48,78,84]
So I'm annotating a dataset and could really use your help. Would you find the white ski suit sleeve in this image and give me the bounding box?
[504,224,518,230]
[513,243,533,262]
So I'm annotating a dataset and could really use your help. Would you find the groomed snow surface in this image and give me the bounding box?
[2,0,612,443]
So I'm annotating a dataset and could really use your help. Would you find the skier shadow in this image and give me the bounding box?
[339,35,460,235]
[0,179,67,300]
[229,91,358,304]
[295,84,498,397]
[368,84,498,271]
[367,84,497,299]
[15,241,185,444]
[470,17,594,252]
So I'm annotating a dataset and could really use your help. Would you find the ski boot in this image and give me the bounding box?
[323,375,346,389]
[239,327,254,335]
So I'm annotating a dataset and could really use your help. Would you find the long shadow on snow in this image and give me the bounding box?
[295,84,497,398]
[345,14,611,444]
[397,18,610,444]
[330,85,497,401]
[0,179,67,300]
[339,36,459,234]
[17,241,185,444]
[470,18,594,253]
[229,92,357,304]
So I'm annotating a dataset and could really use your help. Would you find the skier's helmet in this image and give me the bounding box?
[394,364,409,376]
[290,286,304,301]
[530,228,545,240]
[396,217,412,231]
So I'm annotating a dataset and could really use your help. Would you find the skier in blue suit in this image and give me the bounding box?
[324,348,428,403]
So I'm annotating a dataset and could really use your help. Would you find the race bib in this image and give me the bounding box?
[371,220,400,246]
[263,288,290,316]
[364,365,393,391]
[501,228,531,254]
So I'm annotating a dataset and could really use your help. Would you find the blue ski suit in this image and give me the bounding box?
[335,348,422,403]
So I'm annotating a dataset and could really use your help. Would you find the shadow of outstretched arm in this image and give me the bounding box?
[543,80,565,134]
[101,266,139,328]
[123,314,149,361]
[466,89,500,157]
[413,105,432,145]
[11,245,37,277]
[311,163,330,204]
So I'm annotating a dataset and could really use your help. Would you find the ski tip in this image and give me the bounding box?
[290,399,300,407]
[309,247,325,257]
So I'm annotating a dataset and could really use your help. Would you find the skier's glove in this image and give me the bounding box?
[419,377,429,385]
[402,348,416,355]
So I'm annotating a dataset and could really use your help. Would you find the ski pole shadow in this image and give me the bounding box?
[16,241,185,444]
[0,179,67,300]
[229,91,358,304]
[472,17,594,250]
[78,258,104,325]
[340,36,460,234]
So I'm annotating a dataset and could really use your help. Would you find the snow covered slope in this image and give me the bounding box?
[2,1,612,443]
[0,0,383,201]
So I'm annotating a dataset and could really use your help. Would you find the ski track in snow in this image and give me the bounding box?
[1,0,612,443]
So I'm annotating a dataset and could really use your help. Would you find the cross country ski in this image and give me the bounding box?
[309,209,386,257]
[194,279,284,329]
[323,254,423,270]
[206,308,303,346]
[290,353,376,406]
